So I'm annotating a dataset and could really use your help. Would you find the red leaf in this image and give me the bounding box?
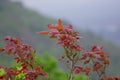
[0,48,4,52]
[4,36,11,41]
[57,19,63,30]
[96,51,104,55]
[92,45,101,51]
[74,66,83,74]
[48,24,57,29]
[75,68,81,74]
[49,35,57,38]
[93,64,103,71]
[42,73,48,77]
[89,54,96,58]
[37,31,49,35]
[83,67,91,75]
[104,59,110,65]
[103,77,120,80]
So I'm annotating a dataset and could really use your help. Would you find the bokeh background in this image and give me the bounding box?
[0,0,120,78]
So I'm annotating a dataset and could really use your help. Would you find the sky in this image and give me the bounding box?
[18,0,120,32]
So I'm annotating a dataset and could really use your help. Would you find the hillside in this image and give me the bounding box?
[98,27,120,46]
[0,0,120,76]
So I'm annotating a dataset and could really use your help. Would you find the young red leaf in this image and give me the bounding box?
[0,48,4,52]
[104,59,110,65]
[37,31,49,35]
[57,19,63,30]
[89,54,96,58]
[75,68,81,74]
[93,64,103,71]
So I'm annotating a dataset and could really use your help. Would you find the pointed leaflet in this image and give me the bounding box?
[57,19,63,30]
[37,31,49,35]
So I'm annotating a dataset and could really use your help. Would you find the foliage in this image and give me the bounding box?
[0,36,89,80]
[0,36,48,80]
[38,19,119,80]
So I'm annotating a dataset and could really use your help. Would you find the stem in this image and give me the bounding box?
[91,58,101,79]
[99,64,107,79]
[68,60,74,80]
